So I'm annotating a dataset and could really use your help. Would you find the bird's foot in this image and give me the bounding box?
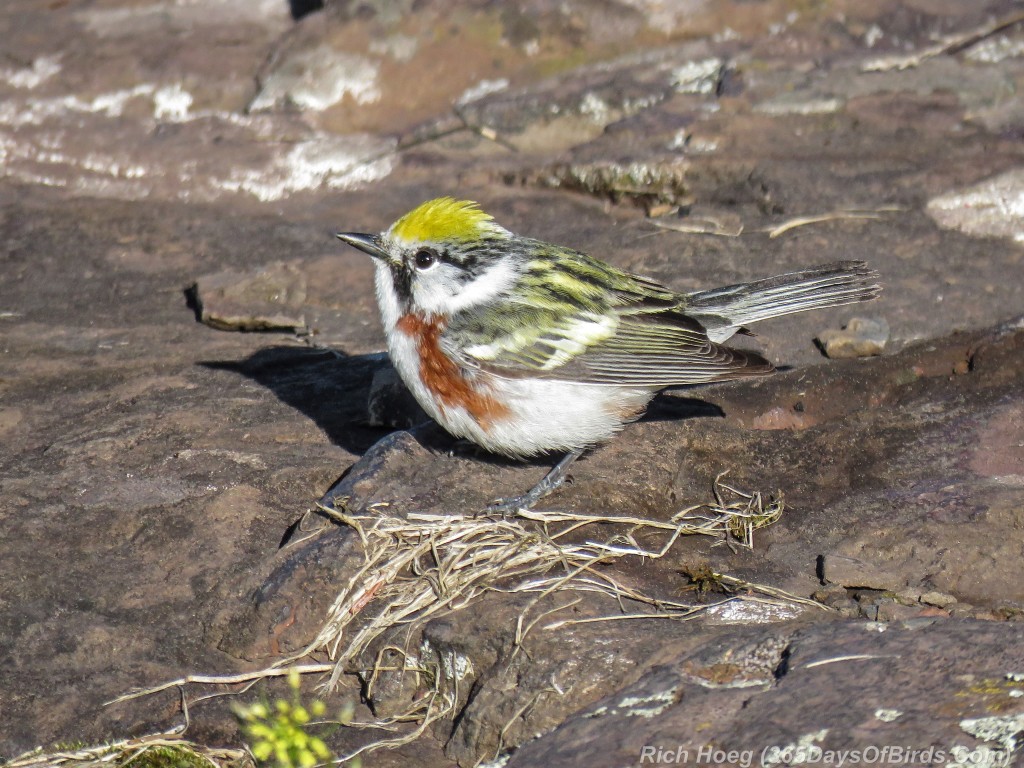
[485,449,583,517]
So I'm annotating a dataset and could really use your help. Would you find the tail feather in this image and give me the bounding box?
[687,261,880,342]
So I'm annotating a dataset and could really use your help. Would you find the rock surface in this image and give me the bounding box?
[2,0,1024,764]
[816,316,890,359]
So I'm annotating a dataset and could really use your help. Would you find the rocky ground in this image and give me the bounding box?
[2,0,1024,765]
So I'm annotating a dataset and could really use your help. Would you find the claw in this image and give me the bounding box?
[482,448,584,517]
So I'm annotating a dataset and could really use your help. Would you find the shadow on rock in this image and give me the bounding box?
[644,393,725,422]
[288,0,323,20]
[199,345,392,456]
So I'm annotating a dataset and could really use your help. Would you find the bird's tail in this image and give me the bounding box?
[687,260,880,342]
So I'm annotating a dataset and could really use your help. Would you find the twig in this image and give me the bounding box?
[804,653,901,669]
[105,664,334,706]
[763,207,903,238]
[648,216,744,237]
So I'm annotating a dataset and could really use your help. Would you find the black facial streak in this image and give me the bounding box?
[391,262,413,305]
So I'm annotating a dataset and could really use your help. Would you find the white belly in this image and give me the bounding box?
[388,325,652,455]
[478,376,655,456]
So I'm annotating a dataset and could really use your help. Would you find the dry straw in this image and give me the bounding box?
[297,472,791,686]
[5,735,249,768]
[33,474,814,766]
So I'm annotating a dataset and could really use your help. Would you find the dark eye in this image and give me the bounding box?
[413,250,436,270]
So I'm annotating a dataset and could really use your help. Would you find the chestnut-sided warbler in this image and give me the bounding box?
[338,197,879,510]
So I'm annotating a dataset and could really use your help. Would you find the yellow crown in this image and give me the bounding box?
[388,197,506,244]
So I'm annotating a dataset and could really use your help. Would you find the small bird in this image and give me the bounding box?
[338,197,880,511]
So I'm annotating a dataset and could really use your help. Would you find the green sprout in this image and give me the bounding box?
[233,669,336,768]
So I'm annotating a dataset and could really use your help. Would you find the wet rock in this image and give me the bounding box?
[816,316,890,359]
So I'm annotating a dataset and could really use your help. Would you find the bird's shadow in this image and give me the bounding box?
[197,344,539,464]
[644,392,724,422]
[199,344,728,479]
[199,344,390,456]
[288,0,323,20]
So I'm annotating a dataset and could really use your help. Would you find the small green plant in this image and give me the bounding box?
[233,669,341,768]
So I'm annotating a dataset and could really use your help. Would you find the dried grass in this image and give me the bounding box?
[290,474,789,685]
[5,734,249,768]
[101,473,816,765]
[763,207,903,238]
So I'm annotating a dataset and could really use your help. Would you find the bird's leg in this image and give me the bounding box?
[447,437,482,457]
[487,448,585,516]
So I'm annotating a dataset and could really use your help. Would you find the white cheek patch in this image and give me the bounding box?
[413,259,519,315]
[411,266,460,316]
[445,259,519,313]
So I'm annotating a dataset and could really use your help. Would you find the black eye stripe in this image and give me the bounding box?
[408,240,507,276]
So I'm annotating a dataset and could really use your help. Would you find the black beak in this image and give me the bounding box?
[336,232,390,261]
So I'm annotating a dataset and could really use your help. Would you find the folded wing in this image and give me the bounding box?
[445,251,773,387]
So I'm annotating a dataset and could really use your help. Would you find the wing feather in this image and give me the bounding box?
[444,249,772,387]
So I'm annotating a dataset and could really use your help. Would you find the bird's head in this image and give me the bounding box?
[337,197,520,319]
